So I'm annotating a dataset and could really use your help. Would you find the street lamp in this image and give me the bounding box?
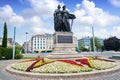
[25,32,28,54]
[92,26,96,56]
[88,36,91,52]
[12,27,16,60]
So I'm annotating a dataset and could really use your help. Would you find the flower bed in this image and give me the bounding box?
[90,59,116,70]
[31,61,92,73]
[57,60,83,66]
[12,61,35,71]
[11,57,117,73]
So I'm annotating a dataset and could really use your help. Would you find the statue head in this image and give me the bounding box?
[57,5,61,9]
[63,5,66,10]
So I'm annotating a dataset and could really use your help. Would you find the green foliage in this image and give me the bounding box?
[0,52,2,60]
[22,56,36,59]
[0,47,3,60]
[0,46,23,60]
[4,47,13,59]
[80,45,84,51]
[15,53,23,59]
[80,45,89,51]
[15,46,23,59]
[0,22,24,60]
[90,37,102,51]
[0,47,5,60]
[104,36,120,51]
[15,45,22,54]
[75,47,78,51]
[15,45,23,59]
[2,22,7,48]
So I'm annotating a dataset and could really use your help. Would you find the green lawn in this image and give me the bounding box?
[22,56,36,59]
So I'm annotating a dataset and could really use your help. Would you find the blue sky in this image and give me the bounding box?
[0,0,120,45]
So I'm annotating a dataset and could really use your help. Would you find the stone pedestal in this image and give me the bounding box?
[54,32,73,44]
[53,32,76,53]
[46,32,80,59]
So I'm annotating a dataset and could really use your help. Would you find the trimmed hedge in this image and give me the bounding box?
[0,53,2,60]
[0,47,23,60]
[4,47,13,59]
[0,47,4,60]
[15,53,23,59]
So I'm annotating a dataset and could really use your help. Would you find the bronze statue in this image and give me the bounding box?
[54,5,76,32]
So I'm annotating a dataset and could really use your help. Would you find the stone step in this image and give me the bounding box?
[46,53,81,59]
[52,51,77,54]
[47,52,78,55]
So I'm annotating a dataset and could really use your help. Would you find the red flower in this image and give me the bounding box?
[26,59,55,72]
[76,58,90,67]
[57,60,83,66]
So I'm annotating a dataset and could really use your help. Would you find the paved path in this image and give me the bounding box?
[1,56,120,80]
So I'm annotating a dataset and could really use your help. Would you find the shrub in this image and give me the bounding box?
[4,47,13,59]
[0,46,23,60]
[0,47,4,55]
[0,53,2,60]
[15,53,23,59]
[0,47,5,60]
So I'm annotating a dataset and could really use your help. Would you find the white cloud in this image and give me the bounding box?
[27,16,44,27]
[73,0,120,39]
[22,0,63,18]
[32,27,52,34]
[0,5,25,27]
[111,26,120,38]
[21,0,63,34]
[95,29,110,38]
[26,16,52,34]
[74,0,120,27]
[109,0,120,7]
[0,5,14,20]
[8,15,25,27]
[0,0,61,34]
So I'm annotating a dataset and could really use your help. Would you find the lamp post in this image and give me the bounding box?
[12,27,16,60]
[92,26,96,56]
[88,36,91,52]
[25,32,28,54]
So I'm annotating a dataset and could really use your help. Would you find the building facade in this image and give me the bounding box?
[78,37,91,49]
[25,33,79,53]
[78,37,104,50]
[27,33,53,53]
[98,38,104,46]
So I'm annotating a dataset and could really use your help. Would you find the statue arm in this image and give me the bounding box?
[69,14,76,19]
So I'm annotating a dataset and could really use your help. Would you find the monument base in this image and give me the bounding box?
[46,32,80,59]
[46,53,81,59]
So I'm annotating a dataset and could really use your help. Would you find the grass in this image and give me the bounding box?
[22,56,36,59]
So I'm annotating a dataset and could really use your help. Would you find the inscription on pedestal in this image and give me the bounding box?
[58,35,73,43]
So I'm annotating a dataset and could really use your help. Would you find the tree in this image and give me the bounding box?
[80,45,89,51]
[104,36,120,51]
[2,22,8,48]
[90,37,102,51]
